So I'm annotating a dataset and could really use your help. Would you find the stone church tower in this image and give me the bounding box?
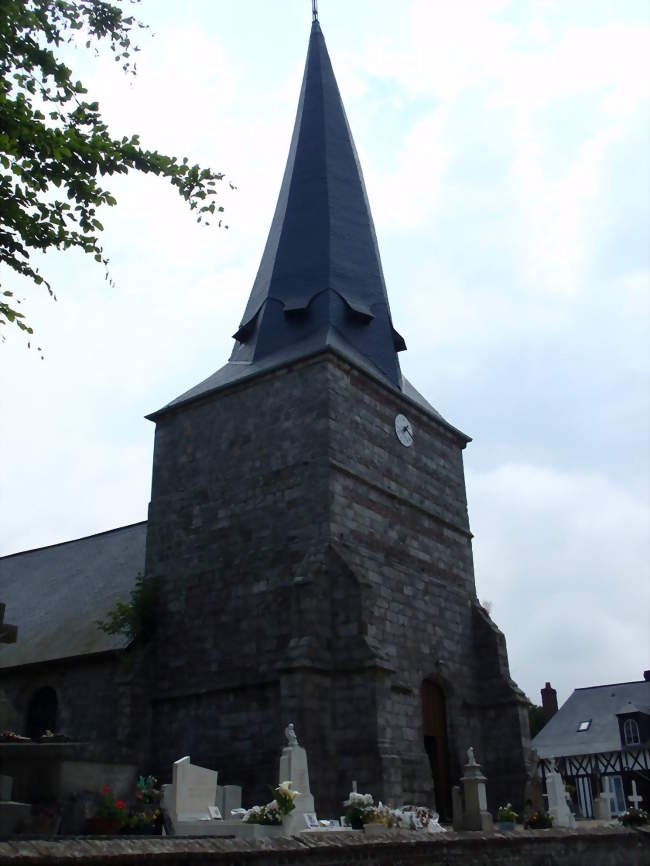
[145,17,530,816]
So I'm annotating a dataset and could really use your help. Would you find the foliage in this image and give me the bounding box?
[242,781,299,825]
[0,0,228,342]
[95,572,159,644]
[95,785,127,824]
[618,807,649,827]
[496,803,518,823]
[528,704,546,738]
[242,801,282,826]
[524,810,553,829]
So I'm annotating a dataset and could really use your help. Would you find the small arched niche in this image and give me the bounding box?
[25,686,58,740]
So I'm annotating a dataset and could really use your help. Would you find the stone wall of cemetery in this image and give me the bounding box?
[0,828,647,866]
[145,351,529,815]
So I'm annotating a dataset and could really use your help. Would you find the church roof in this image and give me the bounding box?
[532,680,650,759]
[153,18,457,424]
[0,522,146,670]
[229,18,404,385]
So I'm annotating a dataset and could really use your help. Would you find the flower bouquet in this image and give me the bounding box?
[524,811,552,829]
[618,807,649,827]
[496,803,518,831]
[242,781,300,826]
[88,786,128,834]
[343,791,375,829]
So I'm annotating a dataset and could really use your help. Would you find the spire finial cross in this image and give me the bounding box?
[312,0,318,22]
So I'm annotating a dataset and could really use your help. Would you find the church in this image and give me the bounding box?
[0,12,531,817]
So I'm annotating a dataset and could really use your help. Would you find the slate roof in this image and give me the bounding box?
[153,19,436,422]
[152,325,465,439]
[0,522,147,670]
[532,680,650,759]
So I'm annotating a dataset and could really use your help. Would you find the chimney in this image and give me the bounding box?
[541,681,558,722]
[644,670,650,682]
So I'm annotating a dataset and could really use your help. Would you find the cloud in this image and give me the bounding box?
[469,462,650,703]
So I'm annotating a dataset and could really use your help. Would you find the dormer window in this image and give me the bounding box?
[623,718,640,746]
[577,720,591,732]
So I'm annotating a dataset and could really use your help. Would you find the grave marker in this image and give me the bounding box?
[0,605,17,644]
[628,780,643,810]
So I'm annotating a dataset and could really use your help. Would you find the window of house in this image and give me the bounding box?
[623,718,640,746]
[577,719,591,732]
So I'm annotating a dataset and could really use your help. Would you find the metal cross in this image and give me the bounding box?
[312,0,318,22]
[0,603,17,644]
[628,780,643,810]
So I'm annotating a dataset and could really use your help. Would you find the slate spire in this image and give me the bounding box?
[230,18,406,389]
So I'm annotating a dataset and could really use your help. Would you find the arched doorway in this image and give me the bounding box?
[25,687,58,740]
[422,679,451,819]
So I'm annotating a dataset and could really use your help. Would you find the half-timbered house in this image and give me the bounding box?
[532,676,650,818]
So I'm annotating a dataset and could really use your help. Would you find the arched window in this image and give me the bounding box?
[623,718,640,746]
[25,687,58,740]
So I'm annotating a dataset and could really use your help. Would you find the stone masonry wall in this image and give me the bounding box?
[326,358,530,810]
[0,828,647,866]
[146,360,335,806]
[145,352,529,816]
[0,654,121,747]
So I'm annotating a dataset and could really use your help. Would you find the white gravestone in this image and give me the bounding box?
[628,780,643,810]
[279,723,315,833]
[545,767,576,828]
[172,756,218,821]
[216,784,242,818]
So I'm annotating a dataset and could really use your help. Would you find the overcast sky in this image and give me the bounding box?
[1,0,648,708]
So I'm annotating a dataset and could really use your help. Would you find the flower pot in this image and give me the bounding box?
[87,816,122,835]
[496,820,516,832]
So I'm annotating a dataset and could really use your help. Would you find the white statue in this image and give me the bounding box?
[285,722,298,746]
[466,746,477,765]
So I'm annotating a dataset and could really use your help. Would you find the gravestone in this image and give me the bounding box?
[451,785,463,831]
[278,723,316,834]
[459,748,493,832]
[628,780,643,810]
[545,766,576,828]
[0,771,31,835]
[593,793,612,821]
[216,783,242,818]
[523,748,545,820]
[0,604,17,645]
[171,756,217,821]
[0,776,12,801]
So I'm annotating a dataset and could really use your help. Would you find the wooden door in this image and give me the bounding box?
[422,679,451,818]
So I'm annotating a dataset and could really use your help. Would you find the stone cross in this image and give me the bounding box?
[628,780,643,810]
[600,782,617,813]
[0,605,17,644]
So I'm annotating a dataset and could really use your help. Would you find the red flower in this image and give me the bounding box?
[115,800,126,810]
[102,786,110,796]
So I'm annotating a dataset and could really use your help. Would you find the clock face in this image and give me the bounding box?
[395,413,414,447]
